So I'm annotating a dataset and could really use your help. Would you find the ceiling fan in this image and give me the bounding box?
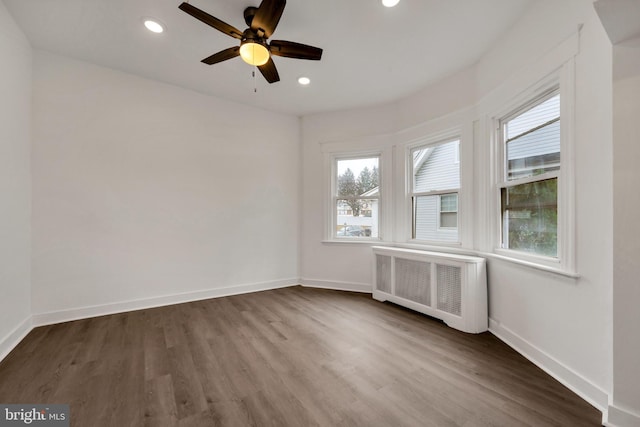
[179,0,323,84]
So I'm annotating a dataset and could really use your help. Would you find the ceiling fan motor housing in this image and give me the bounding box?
[244,7,258,27]
[241,28,267,46]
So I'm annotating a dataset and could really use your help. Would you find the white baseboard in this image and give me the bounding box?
[300,278,372,293]
[489,318,609,414]
[31,278,299,327]
[605,404,640,427]
[0,316,33,363]
[3,281,623,426]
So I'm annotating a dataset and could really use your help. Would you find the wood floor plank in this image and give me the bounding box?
[0,286,602,426]
[143,326,170,381]
[166,345,208,420]
[144,374,179,427]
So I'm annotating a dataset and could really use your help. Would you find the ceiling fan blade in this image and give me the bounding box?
[258,58,280,83]
[201,47,240,65]
[179,2,243,40]
[270,40,323,60]
[251,0,286,39]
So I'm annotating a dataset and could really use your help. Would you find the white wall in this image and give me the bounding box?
[611,45,640,425]
[479,0,613,412]
[301,104,396,291]
[31,51,300,319]
[0,0,32,359]
[301,0,614,418]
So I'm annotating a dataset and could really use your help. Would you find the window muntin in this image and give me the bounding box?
[500,91,560,257]
[410,139,460,242]
[334,157,379,239]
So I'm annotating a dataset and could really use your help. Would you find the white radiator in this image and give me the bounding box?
[372,246,488,333]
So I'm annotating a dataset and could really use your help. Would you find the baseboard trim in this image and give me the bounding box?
[3,281,618,424]
[605,404,640,427]
[301,278,372,293]
[489,318,608,414]
[0,316,33,363]
[32,278,299,327]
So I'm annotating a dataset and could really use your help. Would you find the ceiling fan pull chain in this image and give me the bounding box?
[253,66,258,93]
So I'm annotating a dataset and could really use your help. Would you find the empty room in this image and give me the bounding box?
[0,0,639,426]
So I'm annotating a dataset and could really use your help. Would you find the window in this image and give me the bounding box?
[439,193,458,228]
[333,156,380,239]
[499,90,560,257]
[410,139,460,242]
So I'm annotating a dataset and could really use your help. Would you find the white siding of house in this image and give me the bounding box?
[506,94,559,139]
[414,196,458,242]
[414,142,460,242]
[415,196,437,238]
[415,142,460,192]
[507,120,560,160]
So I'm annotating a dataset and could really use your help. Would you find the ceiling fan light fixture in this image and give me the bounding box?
[239,42,270,66]
[382,0,400,7]
[143,19,164,33]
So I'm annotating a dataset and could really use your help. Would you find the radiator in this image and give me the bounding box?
[372,246,488,333]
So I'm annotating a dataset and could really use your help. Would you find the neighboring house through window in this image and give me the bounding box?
[410,139,460,243]
[334,156,380,239]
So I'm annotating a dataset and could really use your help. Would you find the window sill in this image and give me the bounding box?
[320,240,580,278]
[322,239,383,245]
[375,243,580,278]
[398,241,470,254]
[483,250,579,279]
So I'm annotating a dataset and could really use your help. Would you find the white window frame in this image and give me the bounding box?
[407,135,462,245]
[322,142,392,243]
[332,154,380,240]
[491,62,576,273]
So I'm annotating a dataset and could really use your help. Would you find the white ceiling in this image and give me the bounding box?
[594,0,640,47]
[4,0,534,116]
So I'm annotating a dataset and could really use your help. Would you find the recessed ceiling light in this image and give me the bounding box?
[144,19,164,33]
[382,0,400,7]
[298,77,311,85]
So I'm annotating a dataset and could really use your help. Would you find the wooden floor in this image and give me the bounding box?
[0,286,601,426]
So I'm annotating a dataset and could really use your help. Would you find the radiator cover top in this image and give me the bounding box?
[372,246,487,333]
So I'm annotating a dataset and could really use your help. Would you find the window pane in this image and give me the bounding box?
[506,94,559,140]
[337,158,379,197]
[501,178,557,257]
[413,195,458,242]
[439,193,458,228]
[440,194,458,212]
[505,93,560,181]
[440,212,457,228]
[507,120,560,180]
[413,140,460,192]
[336,199,378,238]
